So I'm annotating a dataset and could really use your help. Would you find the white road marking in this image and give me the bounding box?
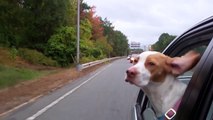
[26,65,111,120]
[0,95,42,117]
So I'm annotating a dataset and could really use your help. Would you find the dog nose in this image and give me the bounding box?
[126,67,137,76]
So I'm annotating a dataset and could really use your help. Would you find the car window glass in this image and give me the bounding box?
[206,101,213,120]
[178,45,207,85]
[173,45,208,119]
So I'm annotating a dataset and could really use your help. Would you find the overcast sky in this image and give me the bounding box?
[85,0,213,45]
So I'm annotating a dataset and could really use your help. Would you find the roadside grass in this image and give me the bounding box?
[0,65,49,89]
[0,47,60,89]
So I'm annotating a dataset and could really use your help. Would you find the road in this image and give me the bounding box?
[2,59,139,120]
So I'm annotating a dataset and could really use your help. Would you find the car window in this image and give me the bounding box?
[168,45,209,119]
[142,44,209,120]
[206,101,213,120]
[178,45,207,84]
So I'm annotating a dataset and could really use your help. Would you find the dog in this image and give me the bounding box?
[125,51,200,118]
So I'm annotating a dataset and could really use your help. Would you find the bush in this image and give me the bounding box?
[18,48,58,66]
[9,46,18,60]
[80,39,104,59]
[45,26,76,67]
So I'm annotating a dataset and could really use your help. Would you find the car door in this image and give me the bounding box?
[175,38,213,120]
[163,17,213,120]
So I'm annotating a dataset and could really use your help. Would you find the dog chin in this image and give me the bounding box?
[125,78,149,87]
[133,74,150,87]
[134,79,149,87]
[125,77,138,85]
[125,75,149,87]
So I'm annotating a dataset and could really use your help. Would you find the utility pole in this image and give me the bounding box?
[76,0,82,71]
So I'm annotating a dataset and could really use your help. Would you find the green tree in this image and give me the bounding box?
[0,0,75,50]
[111,31,129,56]
[152,33,176,52]
[79,2,111,59]
[23,0,74,51]
[0,0,130,67]
[70,0,78,26]
[102,18,129,57]
[95,36,113,58]
[80,39,95,58]
[0,0,26,47]
[45,26,76,66]
[80,19,92,41]
[102,18,115,47]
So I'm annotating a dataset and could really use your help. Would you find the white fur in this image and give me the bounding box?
[130,51,158,87]
[143,75,186,117]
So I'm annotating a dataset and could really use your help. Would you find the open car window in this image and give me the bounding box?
[178,45,207,84]
[134,17,213,120]
[206,101,213,120]
[141,44,209,120]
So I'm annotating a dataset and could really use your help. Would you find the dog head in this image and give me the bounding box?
[125,51,200,87]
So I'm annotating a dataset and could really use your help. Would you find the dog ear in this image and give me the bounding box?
[167,51,201,76]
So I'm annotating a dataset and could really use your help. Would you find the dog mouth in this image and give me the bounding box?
[125,79,134,84]
[125,76,135,84]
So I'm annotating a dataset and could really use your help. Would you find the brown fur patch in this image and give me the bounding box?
[145,53,172,82]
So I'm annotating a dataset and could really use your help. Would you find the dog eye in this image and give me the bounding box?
[148,61,155,66]
[134,59,138,63]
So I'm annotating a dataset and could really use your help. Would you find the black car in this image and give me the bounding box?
[133,16,213,120]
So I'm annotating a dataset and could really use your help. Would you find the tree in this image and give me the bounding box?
[23,0,74,51]
[70,0,78,27]
[111,30,129,56]
[0,0,26,47]
[86,6,104,41]
[80,19,92,41]
[152,33,176,52]
[0,0,130,66]
[0,0,76,50]
[80,2,111,59]
[45,26,76,66]
[102,18,115,46]
[102,18,129,57]
[95,36,113,58]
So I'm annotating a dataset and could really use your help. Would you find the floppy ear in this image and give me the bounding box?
[167,51,201,76]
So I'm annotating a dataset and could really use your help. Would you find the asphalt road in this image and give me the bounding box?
[2,59,139,120]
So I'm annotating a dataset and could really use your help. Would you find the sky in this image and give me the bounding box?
[85,0,213,45]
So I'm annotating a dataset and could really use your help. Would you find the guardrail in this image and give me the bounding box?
[78,57,121,71]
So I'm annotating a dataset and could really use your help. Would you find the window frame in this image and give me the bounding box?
[175,38,213,120]
[134,16,213,120]
[135,38,213,120]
